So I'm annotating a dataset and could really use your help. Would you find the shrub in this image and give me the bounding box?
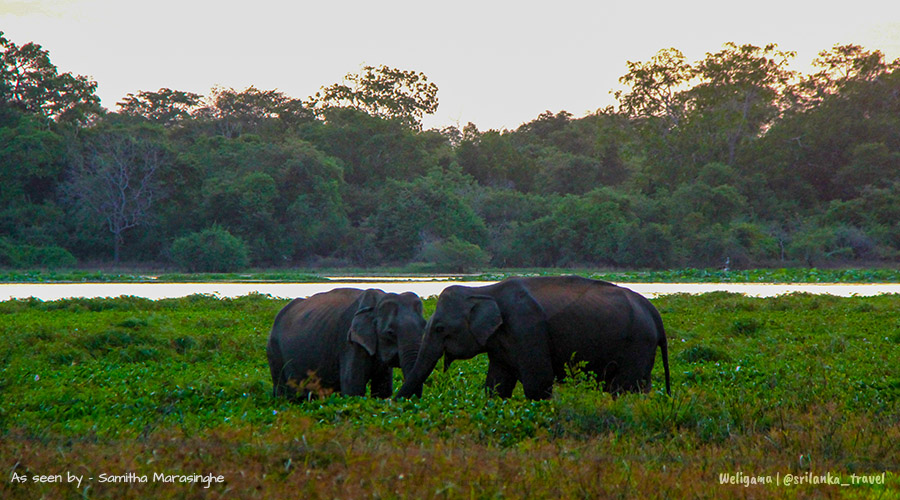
[419,236,491,273]
[0,238,77,269]
[170,226,249,272]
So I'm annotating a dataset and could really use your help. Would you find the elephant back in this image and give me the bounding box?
[275,288,365,338]
[516,275,620,322]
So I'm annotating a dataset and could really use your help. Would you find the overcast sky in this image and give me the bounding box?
[2,0,899,130]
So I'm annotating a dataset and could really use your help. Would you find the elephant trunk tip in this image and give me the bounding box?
[395,334,443,399]
[395,372,426,400]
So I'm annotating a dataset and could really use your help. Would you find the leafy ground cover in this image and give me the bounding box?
[1,292,898,498]
[2,267,900,283]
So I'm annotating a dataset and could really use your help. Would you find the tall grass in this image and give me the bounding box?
[1,292,897,498]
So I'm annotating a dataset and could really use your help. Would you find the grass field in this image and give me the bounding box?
[1,291,898,498]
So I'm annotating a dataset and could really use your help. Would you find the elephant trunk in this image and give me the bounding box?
[398,345,419,381]
[395,334,443,399]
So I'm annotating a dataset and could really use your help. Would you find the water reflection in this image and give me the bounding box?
[2,280,899,301]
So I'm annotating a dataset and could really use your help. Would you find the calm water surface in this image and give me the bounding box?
[2,280,900,301]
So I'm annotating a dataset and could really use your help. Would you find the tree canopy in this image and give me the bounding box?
[0,31,100,124]
[308,65,439,130]
[1,33,899,271]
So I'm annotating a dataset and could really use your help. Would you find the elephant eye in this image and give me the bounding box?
[434,325,445,335]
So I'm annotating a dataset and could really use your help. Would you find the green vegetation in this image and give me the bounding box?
[170,226,250,273]
[477,267,900,283]
[3,33,900,271]
[3,267,900,284]
[0,269,328,283]
[1,293,897,498]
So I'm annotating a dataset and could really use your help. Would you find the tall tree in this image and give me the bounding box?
[687,43,797,166]
[195,86,311,137]
[456,124,534,190]
[0,31,100,124]
[615,48,694,129]
[799,44,896,105]
[309,65,439,129]
[0,108,64,205]
[615,48,696,186]
[117,88,203,125]
[753,47,899,201]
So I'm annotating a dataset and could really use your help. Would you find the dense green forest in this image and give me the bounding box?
[2,33,899,271]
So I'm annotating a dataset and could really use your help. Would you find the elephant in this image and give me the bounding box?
[395,276,670,400]
[267,288,426,399]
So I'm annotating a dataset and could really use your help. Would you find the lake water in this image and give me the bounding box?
[2,280,900,301]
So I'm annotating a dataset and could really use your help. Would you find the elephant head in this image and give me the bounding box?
[395,286,501,398]
[349,290,426,381]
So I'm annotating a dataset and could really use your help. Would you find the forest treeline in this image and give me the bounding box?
[2,33,899,271]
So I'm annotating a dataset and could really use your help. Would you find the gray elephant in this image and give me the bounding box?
[267,288,425,399]
[395,276,670,400]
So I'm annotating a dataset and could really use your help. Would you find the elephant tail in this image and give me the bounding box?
[648,304,671,396]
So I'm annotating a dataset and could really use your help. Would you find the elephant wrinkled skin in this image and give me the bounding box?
[267,288,425,399]
[395,276,670,400]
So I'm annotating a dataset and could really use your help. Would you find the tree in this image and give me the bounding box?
[0,107,68,252]
[0,31,100,124]
[0,107,65,206]
[533,151,604,195]
[305,107,435,185]
[687,43,797,166]
[456,125,534,190]
[616,48,694,129]
[309,65,439,129]
[616,44,798,180]
[185,134,349,264]
[614,48,696,185]
[370,167,487,262]
[117,88,203,125]
[798,44,896,105]
[751,48,899,201]
[195,86,311,137]
[65,126,169,264]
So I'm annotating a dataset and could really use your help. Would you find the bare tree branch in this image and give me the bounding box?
[65,130,166,264]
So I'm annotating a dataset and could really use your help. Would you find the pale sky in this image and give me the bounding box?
[2,0,899,131]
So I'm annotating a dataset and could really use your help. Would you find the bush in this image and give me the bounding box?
[0,238,77,269]
[170,227,249,272]
[419,236,491,273]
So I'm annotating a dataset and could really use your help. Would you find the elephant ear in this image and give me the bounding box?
[468,296,502,347]
[348,289,382,356]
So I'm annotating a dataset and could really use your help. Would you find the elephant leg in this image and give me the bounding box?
[370,365,394,398]
[609,360,653,394]
[504,315,554,400]
[268,360,282,397]
[517,344,554,400]
[610,369,652,393]
[485,360,517,398]
[521,372,554,400]
[278,361,302,399]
